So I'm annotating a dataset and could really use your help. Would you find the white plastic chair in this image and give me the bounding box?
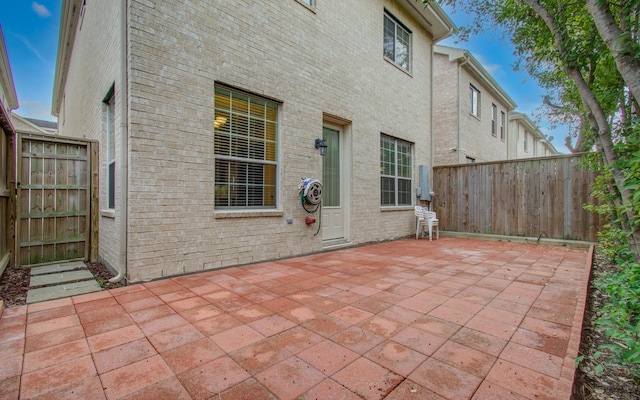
[415,206,439,241]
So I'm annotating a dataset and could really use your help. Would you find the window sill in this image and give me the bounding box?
[295,0,316,12]
[381,206,414,212]
[101,209,115,219]
[214,209,284,219]
[383,57,413,77]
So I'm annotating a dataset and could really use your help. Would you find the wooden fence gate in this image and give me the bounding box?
[17,134,96,268]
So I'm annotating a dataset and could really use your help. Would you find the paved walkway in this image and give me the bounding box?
[0,238,591,399]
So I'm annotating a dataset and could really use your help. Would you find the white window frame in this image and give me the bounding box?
[380,134,413,207]
[104,87,115,210]
[500,111,506,141]
[470,85,481,118]
[383,11,412,72]
[296,0,314,9]
[524,132,529,152]
[491,104,497,136]
[214,85,279,210]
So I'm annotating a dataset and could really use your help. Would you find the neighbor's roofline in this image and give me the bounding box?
[52,0,84,117]
[434,44,517,110]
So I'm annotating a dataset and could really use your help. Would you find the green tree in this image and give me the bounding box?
[422,0,640,262]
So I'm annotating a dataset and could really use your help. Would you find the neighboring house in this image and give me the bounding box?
[0,24,18,272]
[52,0,455,282]
[433,45,517,165]
[509,112,558,158]
[11,113,58,135]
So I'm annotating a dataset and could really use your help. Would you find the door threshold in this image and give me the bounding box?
[322,239,350,249]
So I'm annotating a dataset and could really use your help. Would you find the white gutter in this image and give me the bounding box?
[110,0,129,283]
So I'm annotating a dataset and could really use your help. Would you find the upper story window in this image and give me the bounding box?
[297,0,314,8]
[214,85,279,209]
[383,11,411,72]
[491,104,497,136]
[470,85,481,118]
[524,131,529,152]
[500,111,506,141]
[380,134,412,207]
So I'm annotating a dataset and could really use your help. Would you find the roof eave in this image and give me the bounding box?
[0,25,19,111]
[52,0,83,117]
[400,0,456,42]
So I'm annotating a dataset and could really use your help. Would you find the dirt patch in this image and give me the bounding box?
[0,261,125,308]
[572,251,640,399]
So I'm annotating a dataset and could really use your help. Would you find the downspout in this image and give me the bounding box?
[110,0,129,283]
[457,56,469,163]
[430,43,434,184]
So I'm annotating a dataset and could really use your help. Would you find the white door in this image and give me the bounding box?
[321,126,344,241]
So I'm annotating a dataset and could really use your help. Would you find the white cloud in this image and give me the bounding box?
[32,2,51,18]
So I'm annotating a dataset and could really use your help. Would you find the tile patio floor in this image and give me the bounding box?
[0,237,592,399]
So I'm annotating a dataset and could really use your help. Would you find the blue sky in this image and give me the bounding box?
[0,1,568,153]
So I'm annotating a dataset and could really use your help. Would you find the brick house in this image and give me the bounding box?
[52,0,455,282]
[509,111,558,158]
[432,45,518,165]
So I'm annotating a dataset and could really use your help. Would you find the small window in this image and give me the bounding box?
[500,111,506,141]
[491,104,497,136]
[104,86,116,209]
[380,134,412,207]
[214,85,279,209]
[524,132,529,152]
[383,12,411,72]
[470,85,481,118]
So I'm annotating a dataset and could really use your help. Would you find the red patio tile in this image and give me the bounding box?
[220,378,277,400]
[71,289,113,304]
[364,340,428,376]
[352,297,392,314]
[120,296,166,313]
[466,314,518,341]
[166,296,210,313]
[24,324,85,353]
[330,305,374,325]
[26,304,75,324]
[392,326,447,356]
[178,356,251,398]
[100,354,174,399]
[332,325,385,355]
[138,313,189,336]
[519,316,571,341]
[158,289,197,304]
[92,338,156,374]
[230,336,293,374]
[71,296,119,314]
[178,303,221,323]
[268,326,324,354]
[485,359,560,400]
[86,324,146,353]
[23,376,106,400]
[82,312,135,337]
[411,315,461,339]
[118,376,192,400]
[499,341,563,378]
[360,315,404,338]
[472,380,529,400]
[298,339,359,375]
[280,305,318,324]
[476,305,526,326]
[384,379,446,400]
[0,324,25,344]
[255,356,326,399]
[303,314,351,338]
[248,314,297,337]
[193,313,243,336]
[511,327,568,358]
[432,340,496,378]
[27,297,72,313]
[0,338,24,360]
[129,304,176,324]
[307,297,347,313]
[301,378,361,400]
[428,304,476,326]
[160,337,224,374]
[19,355,96,399]
[114,288,156,305]
[378,304,423,325]
[211,325,265,353]
[77,304,126,324]
[143,281,187,296]
[231,304,274,323]
[22,338,90,374]
[187,282,224,296]
[332,357,403,400]
[148,324,204,353]
[409,358,482,400]
[451,327,509,357]
[0,355,21,380]
[26,314,80,337]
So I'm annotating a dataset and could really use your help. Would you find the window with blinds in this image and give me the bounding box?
[214,86,278,209]
[380,134,412,207]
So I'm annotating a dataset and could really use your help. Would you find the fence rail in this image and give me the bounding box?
[432,154,603,242]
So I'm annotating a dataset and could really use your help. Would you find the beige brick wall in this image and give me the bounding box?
[59,0,439,281]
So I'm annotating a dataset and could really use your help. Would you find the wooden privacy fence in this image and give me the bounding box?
[432,154,603,242]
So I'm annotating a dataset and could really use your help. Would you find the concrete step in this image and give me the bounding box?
[30,261,87,275]
[27,280,102,304]
[30,269,95,287]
